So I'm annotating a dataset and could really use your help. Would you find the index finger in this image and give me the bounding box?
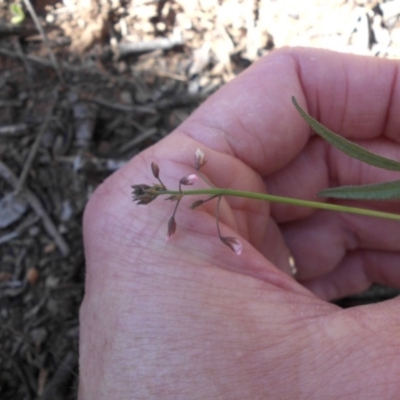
[176,47,400,176]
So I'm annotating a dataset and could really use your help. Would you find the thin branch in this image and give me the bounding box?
[0,48,139,86]
[12,37,33,83]
[40,351,78,400]
[0,47,96,75]
[0,123,28,136]
[116,127,158,154]
[0,350,33,400]
[22,0,64,82]
[87,96,156,114]
[0,159,70,256]
[117,35,184,57]
[15,88,59,193]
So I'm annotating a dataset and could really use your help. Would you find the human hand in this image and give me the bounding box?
[79,48,400,399]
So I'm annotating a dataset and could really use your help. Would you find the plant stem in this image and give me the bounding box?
[155,188,400,221]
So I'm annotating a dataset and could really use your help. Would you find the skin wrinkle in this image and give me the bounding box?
[337,214,359,253]
[266,138,330,222]
[364,250,400,286]
[291,48,398,140]
[120,268,308,394]
[256,60,296,170]
[361,250,384,288]
[290,50,321,124]
[305,249,399,300]
[178,113,237,156]
[140,201,298,290]
[328,137,400,188]
[336,61,349,138]
[383,64,400,141]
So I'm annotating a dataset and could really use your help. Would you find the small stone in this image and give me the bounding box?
[43,242,56,254]
[45,275,59,289]
[30,328,48,347]
[26,267,39,286]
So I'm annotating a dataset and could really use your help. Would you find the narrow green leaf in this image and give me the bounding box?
[292,96,400,171]
[319,180,400,200]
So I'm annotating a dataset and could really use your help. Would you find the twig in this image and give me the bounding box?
[87,96,156,115]
[0,47,136,85]
[13,37,34,82]
[15,88,59,193]
[0,47,87,74]
[22,0,64,83]
[55,154,127,172]
[0,123,29,136]
[117,35,184,57]
[0,214,39,245]
[40,351,78,400]
[0,99,23,107]
[0,350,33,400]
[0,23,35,37]
[116,127,158,154]
[154,93,208,111]
[0,230,19,244]
[27,192,70,255]
[0,159,70,256]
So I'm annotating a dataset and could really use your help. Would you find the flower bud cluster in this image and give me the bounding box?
[132,149,243,255]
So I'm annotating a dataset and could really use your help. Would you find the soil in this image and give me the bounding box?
[1,0,400,398]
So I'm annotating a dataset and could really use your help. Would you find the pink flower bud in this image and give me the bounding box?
[166,216,177,241]
[194,148,206,170]
[220,236,243,255]
[179,174,198,186]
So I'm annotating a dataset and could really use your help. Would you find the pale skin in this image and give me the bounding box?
[79,48,400,399]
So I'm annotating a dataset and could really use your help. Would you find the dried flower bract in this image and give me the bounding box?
[195,148,206,170]
[190,199,205,209]
[132,184,159,205]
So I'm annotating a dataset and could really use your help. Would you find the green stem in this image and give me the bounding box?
[155,188,400,221]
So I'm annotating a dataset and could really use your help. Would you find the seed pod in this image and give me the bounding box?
[166,216,177,241]
[151,162,160,179]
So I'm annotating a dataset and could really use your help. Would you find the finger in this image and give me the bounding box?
[282,209,400,282]
[265,134,400,222]
[176,47,400,179]
[265,132,400,287]
[303,250,400,301]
